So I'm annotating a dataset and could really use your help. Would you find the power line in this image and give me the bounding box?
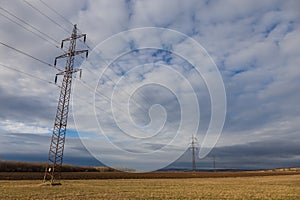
[69,62,153,118]
[15,0,153,111]
[0,11,61,50]
[74,74,151,119]
[23,0,70,34]
[72,55,151,112]
[213,155,216,172]
[77,31,94,50]
[76,78,130,115]
[0,62,126,123]
[43,24,88,185]
[72,49,154,113]
[29,0,95,51]
[78,53,153,107]
[0,41,60,71]
[71,88,110,115]
[110,63,153,106]
[0,5,71,55]
[33,0,95,51]
[39,0,74,27]
[0,62,59,87]
[21,0,91,54]
[73,58,147,120]
[76,67,150,114]
[0,6,60,45]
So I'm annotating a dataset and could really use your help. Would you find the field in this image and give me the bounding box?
[1,170,300,180]
[1,174,299,199]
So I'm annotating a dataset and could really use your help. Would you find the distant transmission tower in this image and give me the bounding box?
[191,135,198,171]
[213,155,216,172]
[43,24,88,185]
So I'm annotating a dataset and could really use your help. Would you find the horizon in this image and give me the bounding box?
[0,0,300,171]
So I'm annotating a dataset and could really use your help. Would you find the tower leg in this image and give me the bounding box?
[43,25,88,185]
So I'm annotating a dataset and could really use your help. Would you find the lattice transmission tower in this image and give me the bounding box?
[43,24,88,185]
[191,135,198,171]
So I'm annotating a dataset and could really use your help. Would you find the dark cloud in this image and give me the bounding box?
[1,131,299,169]
[0,132,101,166]
[0,0,299,169]
[170,138,300,170]
[0,86,56,123]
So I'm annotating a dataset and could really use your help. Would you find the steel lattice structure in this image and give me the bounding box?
[191,135,198,171]
[43,24,88,185]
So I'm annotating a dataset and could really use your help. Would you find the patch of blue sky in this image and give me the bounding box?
[67,129,100,139]
[230,69,247,77]
[286,21,294,33]
[263,22,279,38]
[129,39,136,51]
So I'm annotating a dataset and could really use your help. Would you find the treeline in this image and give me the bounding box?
[0,160,115,172]
[94,166,136,172]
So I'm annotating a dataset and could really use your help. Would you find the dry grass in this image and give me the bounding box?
[2,171,300,180]
[0,175,299,199]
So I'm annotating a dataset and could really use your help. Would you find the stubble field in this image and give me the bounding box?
[0,174,299,199]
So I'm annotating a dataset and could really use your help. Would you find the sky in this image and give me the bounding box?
[0,0,300,171]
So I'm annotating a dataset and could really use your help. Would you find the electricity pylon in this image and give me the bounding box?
[43,24,88,185]
[213,155,216,172]
[191,135,198,171]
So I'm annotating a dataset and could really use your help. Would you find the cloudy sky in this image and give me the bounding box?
[0,0,299,170]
